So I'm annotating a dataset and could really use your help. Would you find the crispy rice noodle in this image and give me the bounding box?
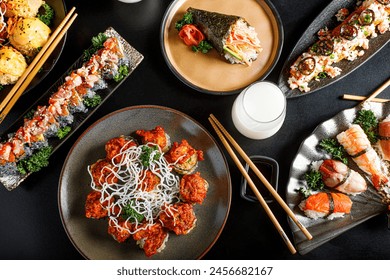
[88,141,181,234]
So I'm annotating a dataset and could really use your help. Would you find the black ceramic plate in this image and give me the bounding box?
[286,102,389,255]
[0,28,144,191]
[161,0,283,95]
[58,105,232,260]
[278,0,390,98]
[0,0,67,101]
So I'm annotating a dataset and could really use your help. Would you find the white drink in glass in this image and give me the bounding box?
[231,81,286,140]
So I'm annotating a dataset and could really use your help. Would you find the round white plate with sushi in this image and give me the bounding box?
[58,105,232,259]
[286,101,390,255]
[160,0,283,95]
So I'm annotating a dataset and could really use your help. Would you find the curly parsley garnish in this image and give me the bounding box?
[319,138,348,164]
[298,169,325,198]
[122,201,144,223]
[38,3,55,26]
[83,33,108,61]
[57,126,71,139]
[83,94,102,108]
[113,65,129,82]
[17,146,53,175]
[192,40,213,53]
[140,146,161,167]
[353,109,378,144]
[175,12,193,30]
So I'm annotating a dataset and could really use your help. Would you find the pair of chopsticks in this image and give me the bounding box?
[342,77,390,104]
[208,114,312,254]
[0,7,78,124]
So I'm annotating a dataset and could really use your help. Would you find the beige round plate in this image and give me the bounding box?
[160,0,283,95]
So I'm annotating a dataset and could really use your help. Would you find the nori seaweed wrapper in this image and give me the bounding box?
[187,7,241,54]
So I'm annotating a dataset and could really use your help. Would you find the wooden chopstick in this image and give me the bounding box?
[0,7,77,124]
[209,114,313,242]
[208,116,297,254]
[363,77,390,104]
[342,94,389,103]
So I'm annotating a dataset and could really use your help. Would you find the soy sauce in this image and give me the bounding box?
[241,158,278,203]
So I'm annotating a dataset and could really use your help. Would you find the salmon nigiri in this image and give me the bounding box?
[319,159,367,195]
[299,192,352,220]
[336,124,388,190]
[378,118,390,161]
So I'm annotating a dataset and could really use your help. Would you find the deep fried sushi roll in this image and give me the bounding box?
[132,222,169,257]
[299,192,352,220]
[179,172,209,204]
[108,218,133,243]
[85,190,113,219]
[159,202,197,235]
[89,159,118,188]
[136,126,171,153]
[165,139,204,174]
[105,135,137,164]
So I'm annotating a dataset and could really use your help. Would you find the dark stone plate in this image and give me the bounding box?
[0,28,144,190]
[278,0,390,98]
[286,102,389,254]
[58,105,232,259]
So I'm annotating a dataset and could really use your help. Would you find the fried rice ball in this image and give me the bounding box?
[4,0,43,18]
[8,17,51,57]
[0,46,27,85]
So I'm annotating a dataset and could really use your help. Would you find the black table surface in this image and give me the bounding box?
[0,0,389,260]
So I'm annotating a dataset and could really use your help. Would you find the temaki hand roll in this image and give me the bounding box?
[187,7,262,66]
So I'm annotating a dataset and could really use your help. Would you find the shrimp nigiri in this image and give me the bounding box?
[378,117,390,161]
[319,159,367,195]
[299,192,352,220]
[336,124,388,190]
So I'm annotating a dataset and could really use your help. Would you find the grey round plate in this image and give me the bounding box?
[278,0,390,98]
[58,105,232,259]
[286,102,388,255]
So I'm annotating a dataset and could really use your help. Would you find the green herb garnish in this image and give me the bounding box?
[175,12,193,30]
[38,3,55,26]
[122,201,144,223]
[140,146,161,167]
[57,126,71,139]
[83,94,102,108]
[316,72,327,79]
[24,109,36,120]
[17,146,53,175]
[113,65,129,82]
[298,169,325,198]
[83,33,108,61]
[319,138,348,164]
[192,40,213,53]
[353,109,378,143]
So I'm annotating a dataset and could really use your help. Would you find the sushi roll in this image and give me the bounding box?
[187,7,262,66]
[108,218,133,243]
[105,135,137,164]
[159,202,197,235]
[299,192,352,220]
[85,190,113,219]
[165,139,204,174]
[179,172,209,204]
[319,159,367,195]
[132,222,169,257]
[136,126,171,153]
